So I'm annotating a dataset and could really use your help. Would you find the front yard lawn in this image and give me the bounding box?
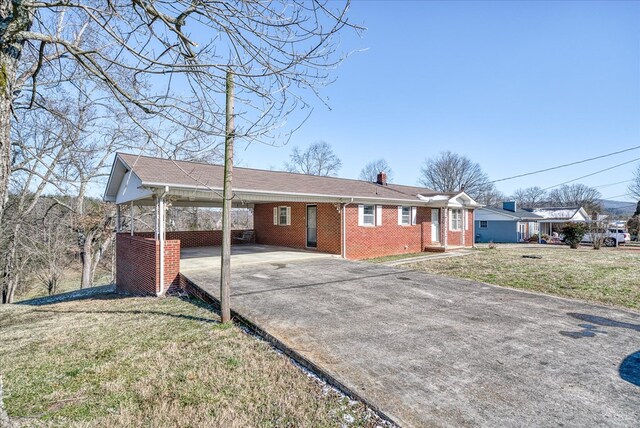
[0,294,381,427]
[407,246,640,311]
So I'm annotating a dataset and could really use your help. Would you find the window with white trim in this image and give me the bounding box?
[273,206,291,226]
[450,208,462,230]
[363,205,375,226]
[400,206,411,225]
[479,220,488,229]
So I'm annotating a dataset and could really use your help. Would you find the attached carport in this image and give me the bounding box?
[103,153,342,296]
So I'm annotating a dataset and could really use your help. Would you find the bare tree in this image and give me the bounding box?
[510,187,548,209]
[419,151,495,200]
[629,164,640,200]
[548,184,602,214]
[285,141,342,176]
[359,159,393,182]
[0,1,360,229]
[476,188,506,207]
[32,203,73,295]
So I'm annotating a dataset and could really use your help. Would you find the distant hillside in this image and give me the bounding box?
[599,199,638,217]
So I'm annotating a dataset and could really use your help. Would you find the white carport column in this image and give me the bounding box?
[155,191,167,295]
[442,208,448,249]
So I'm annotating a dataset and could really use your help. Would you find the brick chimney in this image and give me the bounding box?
[376,171,387,185]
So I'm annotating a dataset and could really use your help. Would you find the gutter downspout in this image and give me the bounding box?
[158,186,169,296]
[342,198,354,259]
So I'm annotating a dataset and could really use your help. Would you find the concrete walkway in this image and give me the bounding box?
[182,258,640,427]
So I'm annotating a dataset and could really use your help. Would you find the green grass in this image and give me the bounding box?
[406,246,640,311]
[366,252,426,263]
[0,295,381,427]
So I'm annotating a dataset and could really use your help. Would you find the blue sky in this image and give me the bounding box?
[238,1,639,202]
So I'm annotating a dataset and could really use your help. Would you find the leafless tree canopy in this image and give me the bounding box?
[284,141,342,176]
[0,0,360,225]
[510,186,548,209]
[418,151,495,200]
[359,158,393,182]
[547,184,602,214]
[629,164,640,200]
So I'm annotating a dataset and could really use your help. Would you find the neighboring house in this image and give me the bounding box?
[475,201,543,243]
[528,206,590,237]
[104,154,480,295]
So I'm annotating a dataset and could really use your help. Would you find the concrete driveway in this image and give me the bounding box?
[183,258,640,427]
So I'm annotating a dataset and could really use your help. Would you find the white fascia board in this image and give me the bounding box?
[142,182,429,206]
[116,171,154,204]
[103,154,127,202]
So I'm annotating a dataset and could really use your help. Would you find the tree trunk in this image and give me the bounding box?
[0,1,31,227]
[2,223,20,304]
[80,230,95,289]
[90,233,112,285]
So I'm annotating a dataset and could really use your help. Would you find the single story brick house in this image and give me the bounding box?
[104,153,480,295]
[475,201,543,243]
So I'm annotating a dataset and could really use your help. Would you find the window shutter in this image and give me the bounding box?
[376,205,383,226]
[411,207,417,225]
[397,206,403,225]
[273,207,278,225]
[286,207,291,226]
[358,205,364,226]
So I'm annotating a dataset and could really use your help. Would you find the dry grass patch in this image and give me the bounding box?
[407,246,640,311]
[0,294,383,427]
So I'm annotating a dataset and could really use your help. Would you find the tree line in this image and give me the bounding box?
[283,141,622,214]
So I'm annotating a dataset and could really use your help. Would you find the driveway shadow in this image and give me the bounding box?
[620,351,640,387]
[560,313,640,388]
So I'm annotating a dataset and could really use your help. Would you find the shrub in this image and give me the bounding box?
[528,234,539,242]
[561,223,588,249]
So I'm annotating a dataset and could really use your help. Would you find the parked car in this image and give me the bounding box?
[581,228,631,246]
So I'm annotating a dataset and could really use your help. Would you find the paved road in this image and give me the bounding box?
[183,258,640,427]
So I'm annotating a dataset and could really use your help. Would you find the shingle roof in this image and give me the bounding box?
[117,153,451,202]
[480,206,543,220]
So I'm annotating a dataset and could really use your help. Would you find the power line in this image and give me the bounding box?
[593,179,633,189]
[541,157,640,191]
[490,145,640,183]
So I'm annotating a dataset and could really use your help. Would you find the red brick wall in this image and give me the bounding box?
[116,233,180,295]
[446,209,475,247]
[253,203,342,255]
[344,205,433,260]
[134,230,250,248]
[164,240,181,292]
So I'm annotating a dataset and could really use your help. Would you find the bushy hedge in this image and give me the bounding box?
[561,223,588,249]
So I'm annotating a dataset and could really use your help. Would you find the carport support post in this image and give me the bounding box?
[220,70,234,324]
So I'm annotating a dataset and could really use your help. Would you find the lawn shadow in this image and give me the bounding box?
[30,306,220,324]
[620,351,640,387]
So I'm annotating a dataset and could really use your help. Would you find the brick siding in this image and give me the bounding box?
[116,233,180,296]
[133,229,251,248]
[253,203,342,255]
[345,205,435,259]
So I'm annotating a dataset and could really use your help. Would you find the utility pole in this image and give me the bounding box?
[220,70,234,323]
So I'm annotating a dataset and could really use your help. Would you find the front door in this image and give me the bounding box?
[307,205,317,248]
[431,209,440,242]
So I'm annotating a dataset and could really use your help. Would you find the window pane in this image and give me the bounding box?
[363,205,374,225]
[279,207,287,225]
